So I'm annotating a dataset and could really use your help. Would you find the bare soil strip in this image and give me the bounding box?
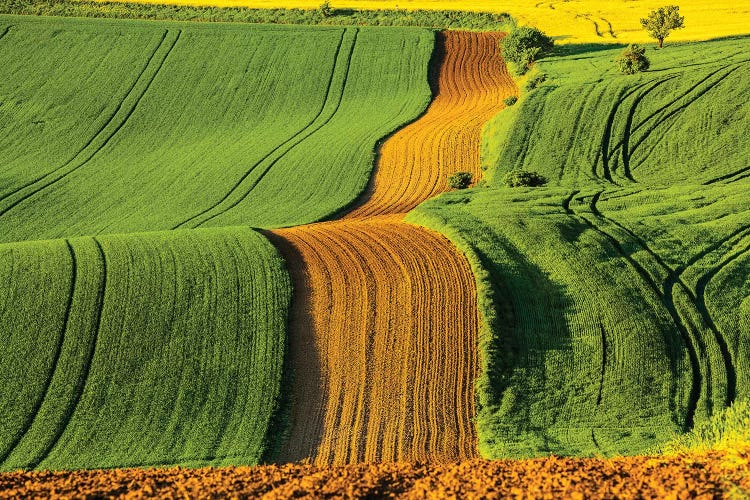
[3,452,747,498]
[346,31,514,218]
[270,220,478,464]
[269,31,515,465]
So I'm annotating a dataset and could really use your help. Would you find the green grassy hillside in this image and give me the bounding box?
[0,15,433,242]
[0,228,290,471]
[411,36,750,458]
[482,37,750,187]
[0,15,435,470]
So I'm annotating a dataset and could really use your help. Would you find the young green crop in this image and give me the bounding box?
[0,15,433,242]
[414,35,750,458]
[0,228,290,471]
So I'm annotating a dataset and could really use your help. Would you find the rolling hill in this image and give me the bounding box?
[0,15,433,241]
[410,35,750,458]
[0,14,434,470]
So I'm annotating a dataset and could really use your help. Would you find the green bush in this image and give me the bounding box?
[448,171,473,189]
[500,26,554,75]
[503,95,518,106]
[524,72,547,91]
[503,169,547,187]
[616,44,651,75]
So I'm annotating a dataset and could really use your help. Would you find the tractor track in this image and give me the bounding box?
[594,191,743,411]
[0,25,13,43]
[174,28,356,230]
[631,63,748,172]
[27,238,107,470]
[0,30,182,219]
[268,31,515,465]
[567,191,701,430]
[0,241,76,468]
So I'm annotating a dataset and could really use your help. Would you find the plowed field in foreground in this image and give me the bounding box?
[3,452,748,498]
[268,31,515,465]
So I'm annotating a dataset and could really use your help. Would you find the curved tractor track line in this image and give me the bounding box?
[0,241,76,467]
[631,63,748,172]
[568,192,702,430]
[704,165,750,185]
[592,191,739,413]
[268,31,514,466]
[28,238,107,470]
[174,28,357,230]
[0,30,181,218]
[0,25,13,42]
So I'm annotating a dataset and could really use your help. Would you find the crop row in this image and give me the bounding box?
[0,16,433,242]
[0,228,290,471]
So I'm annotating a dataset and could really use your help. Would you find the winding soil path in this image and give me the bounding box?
[269,31,515,466]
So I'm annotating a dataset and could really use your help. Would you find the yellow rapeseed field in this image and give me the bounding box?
[117,0,750,43]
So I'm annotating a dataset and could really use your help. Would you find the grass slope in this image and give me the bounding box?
[0,15,435,470]
[410,36,750,458]
[0,15,433,242]
[0,228,290,471]
[483,37,750,187]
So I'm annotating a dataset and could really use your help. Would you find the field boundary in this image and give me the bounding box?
[0,2,513,31]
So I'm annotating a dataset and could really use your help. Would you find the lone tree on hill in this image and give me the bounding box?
[640,5,685,48]
[616,44,650,74]
[318,1,333,18]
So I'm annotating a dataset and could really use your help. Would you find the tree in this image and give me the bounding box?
[500,27,554,75]
[318,1,333,18]
[616,44,650,74]
[448,171,473,189]
[640,5,685,48]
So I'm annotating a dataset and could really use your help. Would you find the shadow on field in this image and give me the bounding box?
[261,230,325,465]
[475,227,577,455]
[550,42,627,58]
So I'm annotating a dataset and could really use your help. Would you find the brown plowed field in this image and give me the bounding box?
[345,31,514,218]
[267,31,515,465]
[268,220,478,465]
[4,452,748,498]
